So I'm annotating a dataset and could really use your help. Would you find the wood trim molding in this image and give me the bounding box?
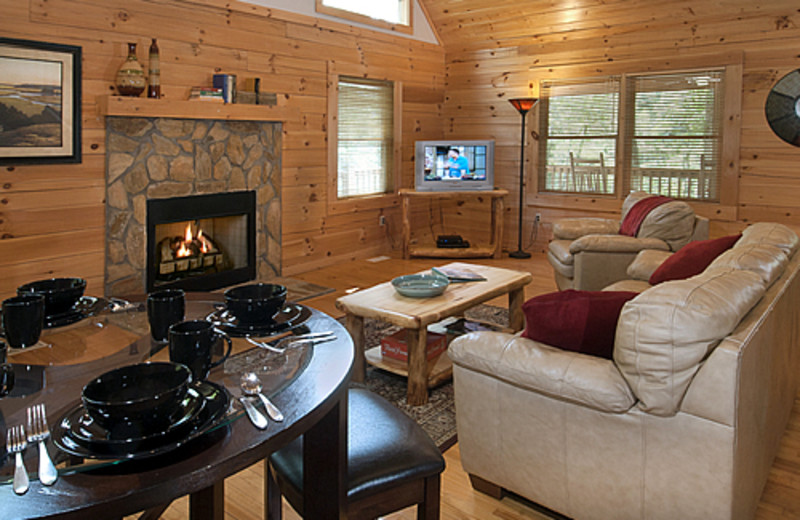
[314,0,413,35]
[97,95,298,121]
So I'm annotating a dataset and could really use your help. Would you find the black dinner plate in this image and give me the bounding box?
[53,381,230,460]
[206,303,311,337]
[44,296,107,328]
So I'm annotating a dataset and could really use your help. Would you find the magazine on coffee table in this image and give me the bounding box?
[432,266,487,282]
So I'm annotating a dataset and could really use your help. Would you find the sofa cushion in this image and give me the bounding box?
[648,234,741,285]
[707,243,788,288]
[619,195,673,236]
[614,269,766,416]
[521,290,639,359]
[737,222,799,258]
[637,200,697,251]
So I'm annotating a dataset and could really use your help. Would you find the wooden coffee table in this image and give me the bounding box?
[336,262,532,405]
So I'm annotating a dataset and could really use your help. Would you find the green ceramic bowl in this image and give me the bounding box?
[391,273,450,298]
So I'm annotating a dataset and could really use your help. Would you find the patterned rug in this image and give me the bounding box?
[348,305,509,453]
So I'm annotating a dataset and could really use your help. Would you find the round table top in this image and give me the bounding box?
[0,293,354,519]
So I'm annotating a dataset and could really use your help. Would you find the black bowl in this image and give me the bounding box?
[17,277,87,316]
[224,283,287,325]
[81,362,193,433]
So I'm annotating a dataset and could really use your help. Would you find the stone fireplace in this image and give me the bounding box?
[104,116,281,297]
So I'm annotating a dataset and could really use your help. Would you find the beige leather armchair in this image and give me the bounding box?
[547,192,709,291]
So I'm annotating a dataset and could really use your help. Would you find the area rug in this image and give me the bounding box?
[348,305,510,452]
[269,277,335,303]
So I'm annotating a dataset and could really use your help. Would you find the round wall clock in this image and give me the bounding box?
[765,69,800,147]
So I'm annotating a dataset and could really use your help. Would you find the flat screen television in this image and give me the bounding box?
[414,140,495,192]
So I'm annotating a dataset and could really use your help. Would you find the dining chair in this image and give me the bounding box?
[266,387,445,520]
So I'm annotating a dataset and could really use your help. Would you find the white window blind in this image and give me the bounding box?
[628,71,724,201]
[540,78,619,194]
[337,77,394,199]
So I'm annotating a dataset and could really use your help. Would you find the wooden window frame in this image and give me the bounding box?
[316,0,413,35]
[327,66,402,215]
[528,54,742,221]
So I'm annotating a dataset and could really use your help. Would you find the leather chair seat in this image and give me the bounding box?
[268,387,445,519]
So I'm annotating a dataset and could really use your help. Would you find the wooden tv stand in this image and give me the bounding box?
[399,188,508,259]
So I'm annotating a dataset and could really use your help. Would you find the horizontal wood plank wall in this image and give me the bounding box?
[0,0,445,297]
[422,0,800,253]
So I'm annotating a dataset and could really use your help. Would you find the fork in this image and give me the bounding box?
[246,331,336,353]
[7,425,29,495]
[27,404,58,486]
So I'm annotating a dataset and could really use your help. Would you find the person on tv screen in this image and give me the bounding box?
[444,148,469,179]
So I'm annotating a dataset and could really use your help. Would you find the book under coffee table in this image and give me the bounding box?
[336,262,532,406]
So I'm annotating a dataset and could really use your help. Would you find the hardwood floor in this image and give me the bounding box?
[147,253,800,519]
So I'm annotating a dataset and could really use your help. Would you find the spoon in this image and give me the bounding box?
[238,379,268,430]
[241,372,284,422]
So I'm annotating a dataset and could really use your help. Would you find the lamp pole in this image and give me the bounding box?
[508,98,539,259]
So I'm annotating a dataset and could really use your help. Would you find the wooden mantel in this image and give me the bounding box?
[97,95,299,121]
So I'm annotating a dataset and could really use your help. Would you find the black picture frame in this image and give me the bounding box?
[0,37,82,165]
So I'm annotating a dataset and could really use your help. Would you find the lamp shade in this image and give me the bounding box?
[509,97,539,114]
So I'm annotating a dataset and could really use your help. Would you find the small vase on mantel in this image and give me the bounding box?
[115,42,146,97]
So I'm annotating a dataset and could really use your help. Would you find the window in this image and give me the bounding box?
[316,0,411,32]
[335,76,396,199]
[539,68,727,201]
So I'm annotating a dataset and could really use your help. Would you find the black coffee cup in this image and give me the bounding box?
[0,341,14,398]
[147,289,186,342]
[168,320,232,381]
[2,294,45,349]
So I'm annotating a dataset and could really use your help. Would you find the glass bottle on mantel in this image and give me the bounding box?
[148,38,161,99]
[115,42,146,97]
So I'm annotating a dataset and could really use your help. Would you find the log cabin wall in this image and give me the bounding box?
[422,0,800,252]
[0,0,445,299]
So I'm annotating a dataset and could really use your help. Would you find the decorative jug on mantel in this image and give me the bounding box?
[115,42,146,97]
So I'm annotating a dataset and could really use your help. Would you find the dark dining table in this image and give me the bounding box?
[0,292,353,520]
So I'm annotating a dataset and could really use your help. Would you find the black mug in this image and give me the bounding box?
[2,294,45,349]
[0,340,14,398]
[168,320,232,381]
[147,289,186,342]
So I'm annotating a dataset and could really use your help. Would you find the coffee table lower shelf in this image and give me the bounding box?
[364,346,453,388]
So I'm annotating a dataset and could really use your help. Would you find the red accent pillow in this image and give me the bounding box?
[649,234,742,285]
[521,290,639,359]
[619,195,673,236]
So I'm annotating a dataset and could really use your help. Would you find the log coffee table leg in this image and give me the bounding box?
[508,287,526,332]
[406,327,429,406]
[345,313,366,382]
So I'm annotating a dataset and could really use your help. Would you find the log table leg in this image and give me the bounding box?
[345,313,366,382]
[508,287,526,332]
[406,327,429,406]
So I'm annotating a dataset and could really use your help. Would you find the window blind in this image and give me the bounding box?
[627,70,724,201]
[540,78,619,194]
[337,77,394,199]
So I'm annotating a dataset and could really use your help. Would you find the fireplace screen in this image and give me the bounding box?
[147,192,256,292]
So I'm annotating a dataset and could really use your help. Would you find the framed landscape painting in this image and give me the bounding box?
[0,38,82,165]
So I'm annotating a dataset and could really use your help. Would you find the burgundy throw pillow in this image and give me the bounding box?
[619,195,673,237]
[649,234,742,285]
[521,290,639,359]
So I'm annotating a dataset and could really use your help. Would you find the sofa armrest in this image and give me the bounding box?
[553,218,619,240]
[569,235,670,255]
[626,249,674,281]
[448,331,636,413]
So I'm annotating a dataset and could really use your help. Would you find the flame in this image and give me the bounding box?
[184,223,193,243]
[198,230,211,253]
[170,222,213,260]
[176,241,191,258]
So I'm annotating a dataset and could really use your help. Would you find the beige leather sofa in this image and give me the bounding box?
[547,192,709,291]
[450,223,800,520]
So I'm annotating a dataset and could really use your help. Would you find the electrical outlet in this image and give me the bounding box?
[379,215,386,226]
[534,213,542,224]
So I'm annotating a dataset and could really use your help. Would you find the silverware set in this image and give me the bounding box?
[238,331,336,429]
[5,403,58,495]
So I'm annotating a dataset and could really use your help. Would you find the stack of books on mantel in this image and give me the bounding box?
[188,86,224,103]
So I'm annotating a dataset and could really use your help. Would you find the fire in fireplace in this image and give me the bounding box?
[146,191,256,292]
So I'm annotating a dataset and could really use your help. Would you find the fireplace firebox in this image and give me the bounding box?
[146,191,256,292]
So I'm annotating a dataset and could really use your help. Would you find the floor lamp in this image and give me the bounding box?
[508,97,539,259]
